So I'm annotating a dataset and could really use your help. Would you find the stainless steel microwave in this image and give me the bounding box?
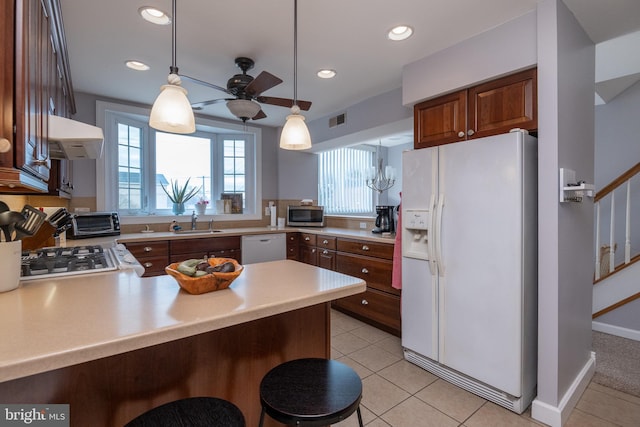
[69,212,121,239]
[287,205,325,227]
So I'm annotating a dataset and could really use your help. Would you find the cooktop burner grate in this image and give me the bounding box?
[21,245,118,280]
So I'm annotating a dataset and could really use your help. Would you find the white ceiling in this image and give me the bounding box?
[60,0,640,131]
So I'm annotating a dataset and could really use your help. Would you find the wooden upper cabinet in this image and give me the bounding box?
[414,68,537,149]
[414,91,466,149]
[468,68,537,139]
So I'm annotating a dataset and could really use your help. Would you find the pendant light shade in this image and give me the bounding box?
[226,99,262,122]
[279,0,311,150]
[148,0,195,134]
[280,106,311,150]
[150,74,195,133]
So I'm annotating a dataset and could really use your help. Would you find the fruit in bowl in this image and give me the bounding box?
[165,258,243,294]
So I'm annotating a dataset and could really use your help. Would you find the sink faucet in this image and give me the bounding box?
[191,211,197,230]
[208,219,214,231]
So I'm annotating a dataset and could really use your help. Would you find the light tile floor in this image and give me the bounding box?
[330,309,640,427]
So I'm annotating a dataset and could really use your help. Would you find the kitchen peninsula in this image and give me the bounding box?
[0,260,365,426]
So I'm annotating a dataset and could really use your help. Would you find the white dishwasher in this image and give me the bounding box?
[241,233,287,264]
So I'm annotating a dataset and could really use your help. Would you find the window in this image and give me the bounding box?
[318,146,376,215]
[96,101,262,221]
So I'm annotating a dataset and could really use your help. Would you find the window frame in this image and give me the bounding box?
[96,101,262,224]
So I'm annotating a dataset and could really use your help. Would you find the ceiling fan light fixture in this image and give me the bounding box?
[139,6,171,25]
[387,25,413,41]
[280,106,312,150]
[317,69,336,79]
[150,74,196,134]
[226,99,261,121]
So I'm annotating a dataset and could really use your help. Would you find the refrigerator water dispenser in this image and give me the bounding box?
[402,209,430,260]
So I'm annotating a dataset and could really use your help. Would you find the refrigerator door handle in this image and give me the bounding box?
[427,194,437,275]
[435,193,445,276]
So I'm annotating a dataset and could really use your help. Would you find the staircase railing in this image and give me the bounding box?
[594,162,640,281]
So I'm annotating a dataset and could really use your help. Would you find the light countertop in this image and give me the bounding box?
[1,260,365,383]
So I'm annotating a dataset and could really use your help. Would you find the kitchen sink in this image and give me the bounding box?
[173,229,223,235]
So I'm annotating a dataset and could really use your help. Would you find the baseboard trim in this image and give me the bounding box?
[531,351,596,427]
[593,321,640,342]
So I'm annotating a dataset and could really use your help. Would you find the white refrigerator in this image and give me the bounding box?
[401,130,537,413]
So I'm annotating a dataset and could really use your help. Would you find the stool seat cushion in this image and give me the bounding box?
[260,358,362,426]
[124,396,245,427]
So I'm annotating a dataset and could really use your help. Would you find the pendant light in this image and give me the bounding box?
[149,0,196,134]
[279,0,312,150]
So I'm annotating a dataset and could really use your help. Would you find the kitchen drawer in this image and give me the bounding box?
[300,233,317,247]
[287,244,299,260]
[125,241,169,258]
[333,288,401,336]
[317,236,336,250]
[337,238,393,259]
[137,254,170,277]
[318,249,335,270]
[170,248,241,263]
[212,248,241,261]
[300,245,317,265]
[336,253,398,296]
[170,236,241,254]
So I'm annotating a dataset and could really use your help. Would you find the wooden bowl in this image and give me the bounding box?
[165,258,243,295]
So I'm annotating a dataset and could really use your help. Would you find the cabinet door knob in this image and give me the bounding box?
[323,250,328,255]
[143,262,153,268]
[312,248,316,253]
[458,131,465,138]
[304,236,310,241]
[361,299,369,305]
[361,268,369,274]
[322,239,328,244]
[467,129,475,136]
[143,246,152,252]
[362,245,369,251]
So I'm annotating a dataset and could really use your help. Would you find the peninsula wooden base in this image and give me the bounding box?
[0,304,330,426]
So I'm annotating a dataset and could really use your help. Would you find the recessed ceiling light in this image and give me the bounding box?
[317,69,336,79]
[387,25,413,41]
[125,60,150,71]
[139,6,171,25]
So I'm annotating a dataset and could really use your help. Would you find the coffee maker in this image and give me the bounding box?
[372,205,395,234]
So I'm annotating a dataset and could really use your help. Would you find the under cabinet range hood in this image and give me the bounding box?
[48,115,104,160]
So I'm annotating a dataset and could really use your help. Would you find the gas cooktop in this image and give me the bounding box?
[20,245,118,281]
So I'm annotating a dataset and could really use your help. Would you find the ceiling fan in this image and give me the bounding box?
[182,57,312,122]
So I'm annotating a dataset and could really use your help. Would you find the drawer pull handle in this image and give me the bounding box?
[143,262,153,268]
[361,299,369,305]
[305,236,310,241]
[323,250,328,254]
[143,246,152,252]
[362,245,370,251]
[361,268,369,274]
[322,239,328,244]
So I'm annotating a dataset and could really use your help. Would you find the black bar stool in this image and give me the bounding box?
[124,396,245,427]
[259,358,364,427]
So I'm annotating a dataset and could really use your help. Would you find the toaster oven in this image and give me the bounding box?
[68,212,121,239]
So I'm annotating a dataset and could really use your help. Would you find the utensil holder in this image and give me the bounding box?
[0,240,22,292]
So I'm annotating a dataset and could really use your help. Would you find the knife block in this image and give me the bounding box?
[21,222,56,251]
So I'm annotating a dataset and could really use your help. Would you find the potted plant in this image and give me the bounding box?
[195,197,209,215]
[160,178,201,215]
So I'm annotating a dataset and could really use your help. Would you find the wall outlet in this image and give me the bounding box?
[265,207,270,216]
[359,222,367,229]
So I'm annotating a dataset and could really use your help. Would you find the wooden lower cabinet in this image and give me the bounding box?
[124,241,169,277]
[169,236,242,263]
[333,288,401,335]
[334,237,400,336]
[286,232,299,260]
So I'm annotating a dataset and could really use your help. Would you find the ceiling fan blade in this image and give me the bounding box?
[191,98,232,110]
[179,74,231,95]
[245,71,283,97]
[257,96,312,111]
[252,110,267,120]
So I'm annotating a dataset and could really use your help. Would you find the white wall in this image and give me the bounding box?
[533,1,595,426]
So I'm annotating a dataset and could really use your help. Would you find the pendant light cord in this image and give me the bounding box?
[170,0,178,74]
[293,0,298,106]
